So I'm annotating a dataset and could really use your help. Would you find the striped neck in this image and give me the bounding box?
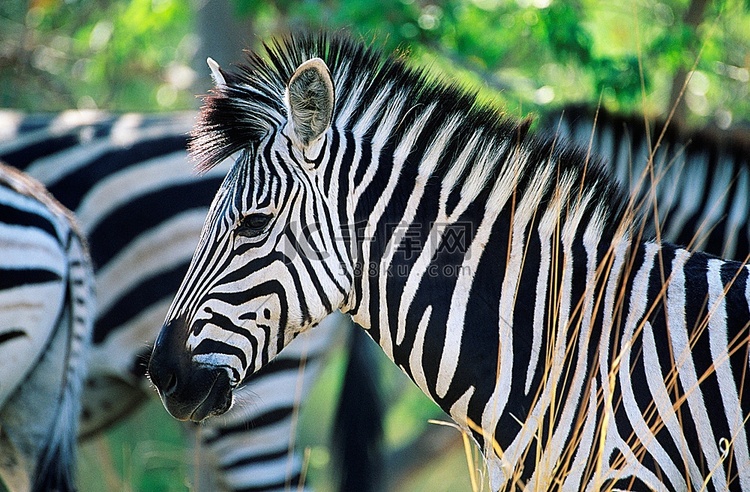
[333,113,634,470]
[335,105,632,364]
[178,34,750,489]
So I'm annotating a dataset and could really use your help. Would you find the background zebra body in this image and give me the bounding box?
[149,35,750,491]
[548,105,750,260]
[0,110,345,491]
[0,163,93,491]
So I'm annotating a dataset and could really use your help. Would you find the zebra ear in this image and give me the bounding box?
[285,58,334,149]
[207,57,226,88]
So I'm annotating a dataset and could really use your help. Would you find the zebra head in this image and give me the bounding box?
[149,40,353,421]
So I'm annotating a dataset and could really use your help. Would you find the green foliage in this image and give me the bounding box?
[0,0,196,111]
[2,0,748,124]
[540,2,593,65]
[230,0,749,126]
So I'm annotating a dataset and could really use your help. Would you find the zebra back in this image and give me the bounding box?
[547,104,750,260]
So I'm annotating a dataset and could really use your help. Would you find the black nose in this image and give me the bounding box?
[148,317,232,421]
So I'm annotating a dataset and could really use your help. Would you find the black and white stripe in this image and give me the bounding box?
[548,105,750,260]
[0,110,343,491]
[0,163,93,492]
[150,34,750,491]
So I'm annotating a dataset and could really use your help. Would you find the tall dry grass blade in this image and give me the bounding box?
[428,419,486,491]
[287,333,311,490]
[297,447,311,492]
[93,435,123,492]
[462,431,481,492]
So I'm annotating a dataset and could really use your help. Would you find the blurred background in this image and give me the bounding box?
[2,0,749,123]
[1,0,749,490]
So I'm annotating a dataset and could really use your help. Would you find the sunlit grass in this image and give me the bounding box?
[78,399,192,492]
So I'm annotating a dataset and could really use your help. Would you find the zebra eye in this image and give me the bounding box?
[237,213,272,238]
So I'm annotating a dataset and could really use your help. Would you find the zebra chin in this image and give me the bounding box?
[148,316,234,422]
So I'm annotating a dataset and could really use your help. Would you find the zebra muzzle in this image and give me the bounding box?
[148,317,233,421]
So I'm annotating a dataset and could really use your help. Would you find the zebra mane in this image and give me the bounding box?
[190,32,512,171]
[191,33,629,236]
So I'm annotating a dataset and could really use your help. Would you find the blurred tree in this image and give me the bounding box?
[0,0,196,110]
[1,0,747,127]
[193,0,255,94]
[229,0,749,127]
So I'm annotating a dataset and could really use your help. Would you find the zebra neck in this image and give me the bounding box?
[349,197,750,486]
[338,120,631,384]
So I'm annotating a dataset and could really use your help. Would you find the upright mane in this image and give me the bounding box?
[191,33,630,238]
[155,33,750,492]
[191,33,515,168]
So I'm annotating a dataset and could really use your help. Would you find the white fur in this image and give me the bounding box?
[207,57,226,87]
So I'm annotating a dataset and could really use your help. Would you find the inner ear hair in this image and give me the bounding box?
[287,58,334,148]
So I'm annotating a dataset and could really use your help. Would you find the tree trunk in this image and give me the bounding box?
[192,0,255,95]
[667,0,709,125]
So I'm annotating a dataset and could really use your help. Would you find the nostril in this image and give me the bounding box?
[148,355,179,397]
[163,371,178,396]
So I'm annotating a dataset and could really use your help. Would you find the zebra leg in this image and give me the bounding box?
[78,337,153,440]
[78,375,150,440]
[78,275,178,439]
[0,427,33,492]
[0,307,77,491]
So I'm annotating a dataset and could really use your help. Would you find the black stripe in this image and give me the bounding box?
[675,250,715,472]
[1,121,115,170]
[93,261,190,344]
[637,245,684,467]
[0,268,62,290]
[234,473,301,492]
[221,447,290,470]
[44,135,188,211]
[0,329,27,344]
[204,406,295,443]
[238,351,322,388]
[192,338,248,369]
[720,259,750,486]
[0,201,58,238]
[322,130,339,196]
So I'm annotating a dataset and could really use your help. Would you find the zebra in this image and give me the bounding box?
[0,163,93,491]
[148,34,750,491]
[546,104,750,260]
[0,111,381,491]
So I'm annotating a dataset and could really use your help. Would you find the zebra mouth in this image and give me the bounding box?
[187,369,233,422]
[154,365,233,422]
[150,316,235,422]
